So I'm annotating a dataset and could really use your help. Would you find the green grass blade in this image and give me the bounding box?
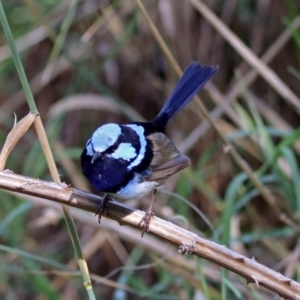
[0,244,74,270]
[42,0,80,82]
[196,258,211,300]
[0,1,37,112]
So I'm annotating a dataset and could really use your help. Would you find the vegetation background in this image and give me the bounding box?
[0,0,300,299]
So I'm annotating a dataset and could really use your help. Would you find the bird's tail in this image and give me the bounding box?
[152,62,218,130]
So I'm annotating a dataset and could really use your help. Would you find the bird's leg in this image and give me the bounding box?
[138,189,157,237]
[95,193,112,223]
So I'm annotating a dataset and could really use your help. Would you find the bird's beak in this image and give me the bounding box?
[91,152,101,164]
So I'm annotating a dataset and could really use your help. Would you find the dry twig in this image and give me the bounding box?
[0,170,299,300]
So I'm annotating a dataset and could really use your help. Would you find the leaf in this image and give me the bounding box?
[0,112,37,169]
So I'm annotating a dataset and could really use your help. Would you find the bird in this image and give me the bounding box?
[81,62,218,236]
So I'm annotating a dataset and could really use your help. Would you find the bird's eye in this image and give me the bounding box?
[104,143,119,155]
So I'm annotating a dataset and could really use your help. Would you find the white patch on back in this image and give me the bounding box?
[110,143,136,161]
[91,123,121,152]
[116,173,160,199]
[126,124,147,170]
[85,139,94,156]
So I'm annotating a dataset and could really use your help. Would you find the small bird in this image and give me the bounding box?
[81,62,218,236]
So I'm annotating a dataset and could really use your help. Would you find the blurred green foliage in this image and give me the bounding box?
[1,0,300,299]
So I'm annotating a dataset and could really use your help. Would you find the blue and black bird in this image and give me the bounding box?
[81,62,218,235]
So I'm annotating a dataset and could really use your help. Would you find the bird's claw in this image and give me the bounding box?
[95,194,112,223]
[138,208,154,237]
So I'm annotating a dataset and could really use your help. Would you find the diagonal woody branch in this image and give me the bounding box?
[0,170,299,300]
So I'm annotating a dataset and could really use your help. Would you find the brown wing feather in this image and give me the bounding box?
[146,132,190,181]
[147,154,190,181]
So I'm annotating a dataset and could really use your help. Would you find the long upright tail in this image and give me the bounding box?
[152,62,218,130]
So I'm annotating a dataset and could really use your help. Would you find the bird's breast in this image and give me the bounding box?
[115,172,160,200]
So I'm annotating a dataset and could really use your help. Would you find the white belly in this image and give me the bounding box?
[116,173,160,200]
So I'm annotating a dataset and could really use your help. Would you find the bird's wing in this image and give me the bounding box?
[145,132,190,181]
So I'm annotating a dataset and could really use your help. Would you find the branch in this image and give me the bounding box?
[0,170,299,299]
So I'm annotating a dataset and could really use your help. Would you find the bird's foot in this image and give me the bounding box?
[95,194,112,223]
[138,208,154,237]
